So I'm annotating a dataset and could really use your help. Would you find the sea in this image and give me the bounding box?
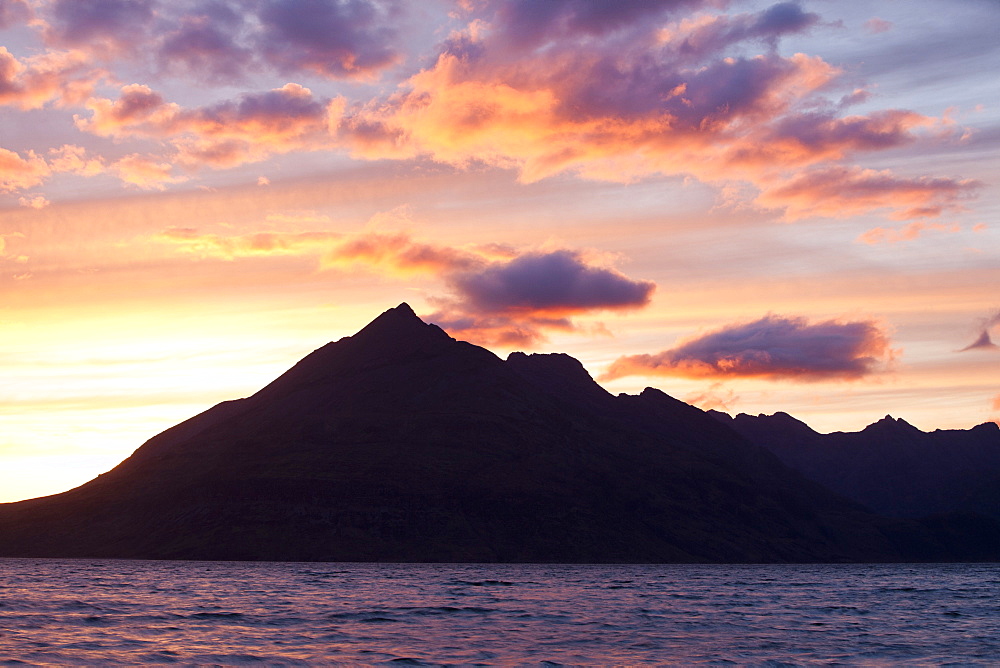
[1,560,999,666]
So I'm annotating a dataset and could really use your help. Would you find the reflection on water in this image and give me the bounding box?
[1,560,999,665]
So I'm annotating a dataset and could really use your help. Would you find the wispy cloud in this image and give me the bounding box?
[863,17,893,35]
[857,221,962,245]
[684,383,739,412]
[157,227,343,260]
[755,166,978,221]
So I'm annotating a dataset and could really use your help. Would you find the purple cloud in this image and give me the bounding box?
[491,0,709,48]
[193,85,328,128]
[46,0,156,51]
[602,315,895,381]
[426,249,654,347]
[0,0,30,29]
[960,311,1000,352]
[449,249,654,314]
[158,5,253,82]
[674,2,820,60]
[255,0,401,78]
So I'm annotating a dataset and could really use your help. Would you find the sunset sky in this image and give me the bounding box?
[1,0,997,502]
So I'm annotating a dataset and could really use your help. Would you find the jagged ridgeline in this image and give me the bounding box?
[1,304,998,562]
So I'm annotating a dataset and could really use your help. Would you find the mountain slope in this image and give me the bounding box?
[0,304,995,562]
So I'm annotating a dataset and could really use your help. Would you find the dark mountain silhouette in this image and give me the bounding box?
[1,304,997,562]
[712,411,1000,523]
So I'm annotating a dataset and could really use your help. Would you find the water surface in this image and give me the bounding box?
[1,560,999,665]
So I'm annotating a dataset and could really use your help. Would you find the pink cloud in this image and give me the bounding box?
[602,315,895,382]
[757,166,978,221]
[76,84,179,137]
[684,383,739,411]
[863,18,893,35]
[77,83,338,171]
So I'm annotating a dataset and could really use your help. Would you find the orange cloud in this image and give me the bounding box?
[323,232,480,275]
[112,154,186,190]
[0,231,25,256]
[0,148,50,192]
[48,144,105,176]
[602,315,895,382]
[333,19,971,222]
[18,194,49,209]
[0,47,98,109]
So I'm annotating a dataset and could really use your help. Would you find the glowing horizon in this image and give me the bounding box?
[1,0,997,502]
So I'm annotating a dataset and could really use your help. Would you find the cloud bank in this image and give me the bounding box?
[0,0,980,222]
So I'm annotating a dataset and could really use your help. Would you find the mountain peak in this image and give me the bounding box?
[355,302,435,334]
[248,303,455,398]
[349,302,453,348]
[862,414,922,435]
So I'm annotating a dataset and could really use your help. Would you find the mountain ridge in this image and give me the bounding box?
[1,303,998,563]
[714,410,1000,523]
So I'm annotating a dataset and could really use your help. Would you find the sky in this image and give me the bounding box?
[0,0,997,503]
